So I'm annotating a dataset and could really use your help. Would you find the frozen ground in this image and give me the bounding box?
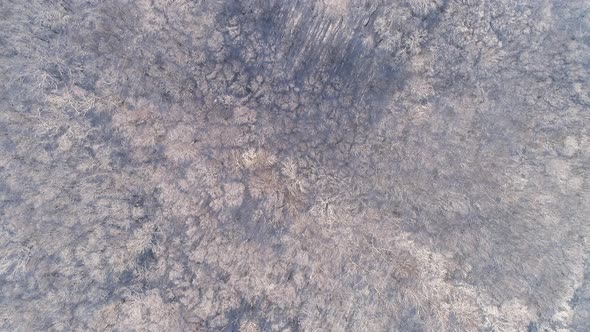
[1,0,589,331]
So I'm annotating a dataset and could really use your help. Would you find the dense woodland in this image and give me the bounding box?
[1,0,589,331]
